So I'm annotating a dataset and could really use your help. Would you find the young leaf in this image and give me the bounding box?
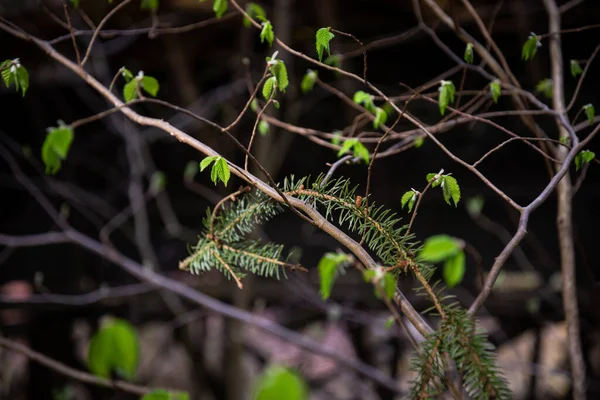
[324,54,341,68]
[213,0,228,18]
[413,136,424,148]
[575,150,595,171]
[262,76,276,100]
[184,160,199,181]
[466,195,485,217]
[419,235,460,263]
[490,80,501,103]
[373,107,387,129]
[252,365,309,400]
[318,252,350,300]
[535,78,553,99]
[426,172,443,186]
[200,155,219,171]
[150,171,167,193]
[464,43,474,64]
[260,21,274,47]
[87,318,139,380]
[362,269,376,283]
[141,76,159,97]
[522,33,541,61]
[352,141,370,163]
[401,190,418,213]
[120,67,134,82]
[315,27,335,62]
[381,272,396,300]
[300,69,317,94]
[140,0,159,10]
[570,60,583,78]
[583,104,595,125]
[270,61,288,92]
[2,61,29,96]
[438,80,455,115]
[384,316,395,329]
[441,175,461,207]
[337,138,357,157]
[353,90,375,113]
[443,250,465,288]
[70,0,79,7]
[15,65,29,96]
[244,3,266,27]
[258,120,269,136]
[42,125,74,175]
[141,390,189,400]
[123,79,138,102]
[213,157,231,186]
[331,131,342,146]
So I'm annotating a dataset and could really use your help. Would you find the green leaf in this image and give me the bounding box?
[262,76,276,100]
[575,150,595,171]
[318,252,350,300]
[258,120,269,136]
[441,175,461,207]
[426,172,442,186]
[414,136,424,148]
[353,90,375,113]
[140,0,159,10]
[123,79,138,102]
[570,60,583,77]
[150,171,167,193]
[300,69,317,94]
[438,80,455,115]
[141,390,189,400]
[337,138,357,157]
[1,62,29,96]
[244,3,266,27]
[315,27,335,62]
[401,190,418,213]
[373,107,387,129]
[535,78,553,99]
[42,125,74,175]
[384,316,394,329]
[260,21,274,47]
[466,195,485,217]
[214,157,231,186]
[252,365,309,400]
[70,0,80,7]
[419,235,460,263]
[87,318,139,380]
[141,76,159,97]
[443,250,465,288]
[362,269,376,283]
[464,43,474,64]
[270,61,288,92]
[583,103,595,125]
[381,272,396,300]
[331,131,342,146]
[184,160,198,181]
[324,54,341,68]
[121,67,134,82]
[250,98,259,113]
[522,33,541,61]
[490,80,501,103]
[15,65,29,96]
[200,155,218,171]
[352,141,369,163]
[213,0,228,18]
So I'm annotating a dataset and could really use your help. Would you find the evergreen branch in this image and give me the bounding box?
[222,244,308,272]
[213,249,243,289]
[210,186,251,238]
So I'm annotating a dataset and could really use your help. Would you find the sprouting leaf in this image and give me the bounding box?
[574,150,595,171]
[419,235,461,263]
[583,104,595,125]
[140,0,159,10]
[464,43,474,64]
[535,78,553,99]
[570,60,583,78]
[318,252,350,300]
[559,136,570,146]
[150,171,167,193]
[352,141,369,163]
[381,272,396,300]
[123,79,138,102]
[331,131,342,146]
[426,172,443,186]
[260,21,274,47]
[270,60,288,92]
[301,69,317,94]
[213,0,228,18]
[373,107,387,129]
[438,80,455,115]
[200,155,219,172]
[252,365,309,400]
[140,76,159,97]
[1,61,29,96]
[120,67,134,82]
[258,120,269,136]
[141,390,189,400]
[70,0,79,7]
[401,190,418,213]
[362,269,376,283]
[443,250,465,288]
[15,64,29,96]
[262,76,276,100]
[42,125,74,175]
[87,317,139,380]
[466,195,485,217]
[213,157,231,186]
[324,54,341,68]
[414,136,424,148]
[337,138,357,157]
[244,3,266,27]
[384,316,395,329]
[353,90,376,113]
[315,27,335,62]
[184,160,198,181]
[522,33,541,61]
[441,175,461,207]
[490,80,501,103]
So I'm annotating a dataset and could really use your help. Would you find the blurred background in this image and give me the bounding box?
[1,0,600,399]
